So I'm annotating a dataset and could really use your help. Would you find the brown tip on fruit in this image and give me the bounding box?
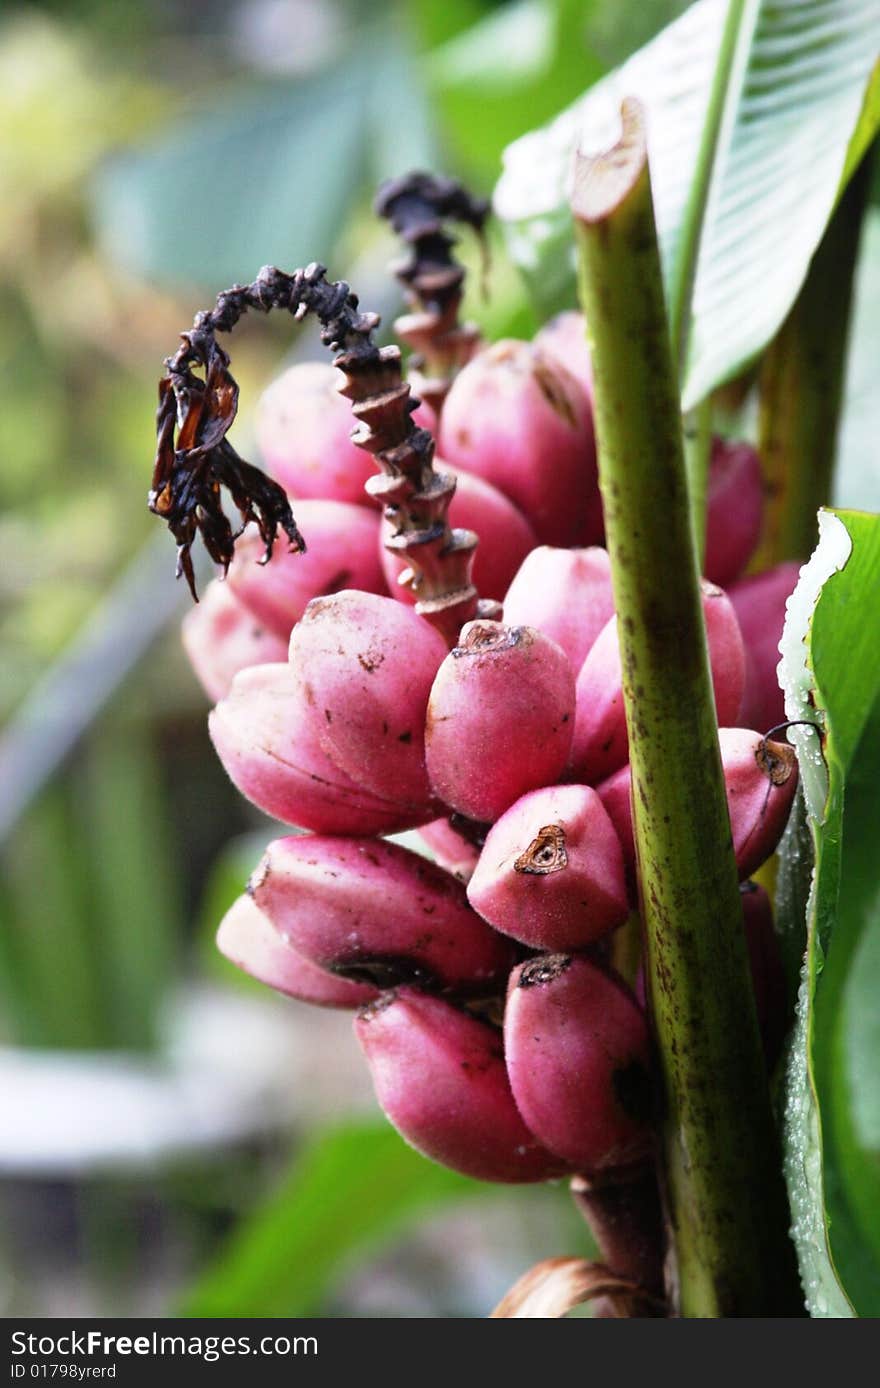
[357,991,398,1021]
[452,622,524,658]
[533,358,577,428]
[518,954,573,989]
[571,97,647,225]
[514,824,568,876]
[756,738,797,786]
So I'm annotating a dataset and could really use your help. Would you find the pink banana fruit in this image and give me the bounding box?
[217,893,377,1007]
[467,784,629,951]
[355,988,571,1183]
[288,590,447,813]
[596,727,799,883]
[425,620,576,822]
[226,501,385,640]
[209,664,430,835]
[255,361,378,505]
[438,339,600,546]
[181,579,288,702]
[502,546,614,674]
[505,954,652,1173]
[250,834,515,992]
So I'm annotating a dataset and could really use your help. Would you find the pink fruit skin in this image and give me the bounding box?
[410,396,437,436]
[570,618,636,785]
[702,583,746,726]
[704,439,764,587]
[181,579,289,702]
[597,726,798,885]
[502,546,614,673]
[289,591,447,812]
[437,339,600,547]
[250,834,515,992]
[467,784,629,951]
[256,361,378,505]
[426,621,576,822]
[226,501,386,640]
[720,727,799,879]
[505,955,652,1173]
[533,311,593,398]
[570,582,745,784]
[217,893,377,1007]
[380,466,537,604]
[209,663,430,835]
[355,988,570,1183]
[595,764,637,883]
[729,561,801,732]
[417,818,480,880]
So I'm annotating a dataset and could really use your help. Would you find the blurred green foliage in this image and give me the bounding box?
[182,1117,591,1317]
[0,714,181,1049]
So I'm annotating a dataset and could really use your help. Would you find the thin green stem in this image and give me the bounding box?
[752,151,873,568]
[572,99,802,1317]
[683,397,713,570]
[667,0,752,373]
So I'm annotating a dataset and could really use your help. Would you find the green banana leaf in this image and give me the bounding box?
[778,508,880,1316]
[494,0,880,407]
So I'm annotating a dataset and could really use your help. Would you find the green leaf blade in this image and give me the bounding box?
[682,0,880,406]
[494,0,880,402]
[779,508,880,1317]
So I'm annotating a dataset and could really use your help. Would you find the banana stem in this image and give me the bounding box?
[683,398,713,571]
[571,98,802,1316]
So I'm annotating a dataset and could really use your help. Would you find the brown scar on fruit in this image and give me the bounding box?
[514,824,569,876]
[453,622,524,657]
[518,954,573,988]
[755,738,797,786]
[358,992,397,1020]
[358,649,385,673]
[533,355,578,428]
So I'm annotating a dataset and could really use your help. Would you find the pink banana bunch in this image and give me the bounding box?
[203,574,796,1184]
[177,288,801,1188]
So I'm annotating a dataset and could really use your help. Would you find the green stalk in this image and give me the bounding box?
[667,0,750,555]
[683,398,713,570]
[752,152,873,567]
[666,0,751,372]
[572,99,802,1317]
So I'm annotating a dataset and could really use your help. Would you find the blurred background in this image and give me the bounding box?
[6,0,873,1319]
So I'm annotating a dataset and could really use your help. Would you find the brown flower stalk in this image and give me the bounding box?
[151,261,486,642]
[375,171,488,418]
